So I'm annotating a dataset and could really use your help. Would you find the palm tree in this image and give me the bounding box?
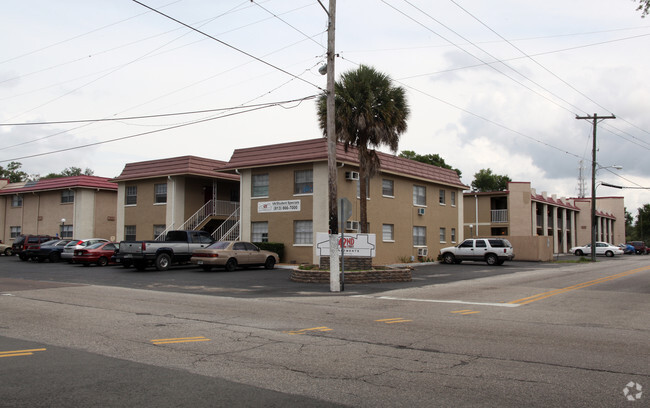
[318,65,409,233]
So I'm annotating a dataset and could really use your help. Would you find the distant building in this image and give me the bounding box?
[220,138,468,265]
[463,182,623,259]
[0,176,118,242]
[110,156,240,241]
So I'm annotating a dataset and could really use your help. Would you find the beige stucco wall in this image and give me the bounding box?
[507,182,533,236]
[241,162,465,265]
[508,236,554,262]
[122,178,168,240]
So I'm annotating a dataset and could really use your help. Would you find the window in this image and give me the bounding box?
[382,224,394,241]
[439,227,446,243]
[382,179,394,197]
[154,183,167,204]
[11,195,22,207]
[294,220,313,245]
[125,225,136,241]
[413,226,426,246]
[356,178,370,199]
[413,185,426,206]
[61,190,74,204]
[10,226,21,238]
[252,222,269,243]
[294,169,313,194]
[61,224,73,238]
[153,225,166,240]
[439,189,446,205]
[451,228,456,243]
[451,191,456,207]
[476,239,487,248]
[252,174,269,198]
[125,186,137,205]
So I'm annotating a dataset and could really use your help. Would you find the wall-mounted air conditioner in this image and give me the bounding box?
[417,247,428,257]
[417,208,425,216]
[345,171,360,181]
[345,220,360,231]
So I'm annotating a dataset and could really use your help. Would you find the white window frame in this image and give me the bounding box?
[125,225,136,241]
[125,186,137,206]
[12,195,22,207]
[252,174,269,198]
[294,220,313,245]
[439,227,446,243]
[252,221,269,243]
[382,179,394,198]
[10,226,21,238]
[413,226,426,246]
[413,185,426,206]
[451,191,457,207]
[382,224,394,242]
[439,189,446,205]
[61,190,74,204]
[154,183,167,204]
[293,169,313,195]
[451,228,457,243]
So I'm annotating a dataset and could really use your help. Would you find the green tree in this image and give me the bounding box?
[317,65,409,233]
[471,168,511,192]
[42,167,94,179]
[636,204,650,242]
[635,0,650,16]
[625,208,634,240]
[0,161,29,183]
[399,150,462,177]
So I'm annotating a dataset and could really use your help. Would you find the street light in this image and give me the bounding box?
[60,218,66,238]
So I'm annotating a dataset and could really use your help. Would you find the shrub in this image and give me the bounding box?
[254,242,285,262]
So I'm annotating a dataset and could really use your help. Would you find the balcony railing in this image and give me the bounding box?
[491,209,508,223]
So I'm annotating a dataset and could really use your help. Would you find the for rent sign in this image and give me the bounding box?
[316,233,376,257]
[257,200,301,213]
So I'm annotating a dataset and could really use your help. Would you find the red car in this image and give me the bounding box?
[73,242,118,266]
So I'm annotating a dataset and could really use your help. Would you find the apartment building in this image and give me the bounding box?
[110,156,240,241]
[220,138,468,265]
[0,176,117,243]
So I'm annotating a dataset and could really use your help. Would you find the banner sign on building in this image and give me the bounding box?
[257,200,301,213]
[316,233,376,257]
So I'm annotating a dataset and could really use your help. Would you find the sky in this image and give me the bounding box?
[2,0,650,216]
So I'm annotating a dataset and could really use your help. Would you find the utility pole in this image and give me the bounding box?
[576,113,615,261]
[323,0,339,292]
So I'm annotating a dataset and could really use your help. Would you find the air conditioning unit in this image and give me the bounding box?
[417,208,425,216]
[345,171,360,181]
[345,221,360,231]
[417,247,428,257]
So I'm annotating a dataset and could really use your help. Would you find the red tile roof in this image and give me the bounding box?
[531,192,579,210]
[221,138,467,188]
[0,176,117,195]
[111,156,239,182]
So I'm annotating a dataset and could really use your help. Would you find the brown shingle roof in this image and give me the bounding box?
[111,156,239,182]
[0,176,117,195]
[221,138,467,188]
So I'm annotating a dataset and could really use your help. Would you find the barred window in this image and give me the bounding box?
[61,190,74,204]
[252,222,269,243]
[294,220,313,245]
[294,170,313,194]
[125,225,136,241]
[382,179,394,197]
[61,224,73,238]
[125,186,137,205]
[154,183,167,204]
[252,174,269,198]
[153,225,166,240]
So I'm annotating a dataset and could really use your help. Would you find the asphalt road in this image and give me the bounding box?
[1,255,648,407]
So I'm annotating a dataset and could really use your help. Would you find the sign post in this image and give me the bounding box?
[338,197,352,291]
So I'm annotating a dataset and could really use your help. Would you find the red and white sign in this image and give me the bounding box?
[316,233,376,257]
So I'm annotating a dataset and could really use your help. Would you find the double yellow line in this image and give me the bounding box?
[509,266,650,306]
[0,348,46,358]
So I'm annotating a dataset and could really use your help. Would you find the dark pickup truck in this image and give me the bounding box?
[116,230,214,271]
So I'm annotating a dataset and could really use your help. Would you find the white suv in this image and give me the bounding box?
[440,238,514,266]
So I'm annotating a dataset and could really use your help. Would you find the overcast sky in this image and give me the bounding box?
[2,0,649,215]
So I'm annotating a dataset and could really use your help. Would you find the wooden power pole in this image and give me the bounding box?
[576,113,615,261]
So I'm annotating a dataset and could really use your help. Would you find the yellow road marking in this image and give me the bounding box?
[151,336,210,345]
[0,348,46,358]
[509,266,650,306]
[375,318,413,324]
[451,310,481,315]
[284,327,333,335]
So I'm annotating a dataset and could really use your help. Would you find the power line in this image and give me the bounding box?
[132,0,324,92]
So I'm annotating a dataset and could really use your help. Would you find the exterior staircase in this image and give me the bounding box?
[155,199,240,242]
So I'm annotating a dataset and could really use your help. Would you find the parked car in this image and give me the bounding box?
[191,241,279,272]
[61,238,110,263]
[29,239,74,262]
[440,238,515,266]
[570,242,623,257]
[626,241,647,255]
[0,242,12,256]
[72,242,118,266]
[12,235,53,260]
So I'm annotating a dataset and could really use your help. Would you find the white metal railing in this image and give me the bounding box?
[491,209,508,223]
[155,223,175,241]
[179,200,239,231]
[212,206,240,242]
